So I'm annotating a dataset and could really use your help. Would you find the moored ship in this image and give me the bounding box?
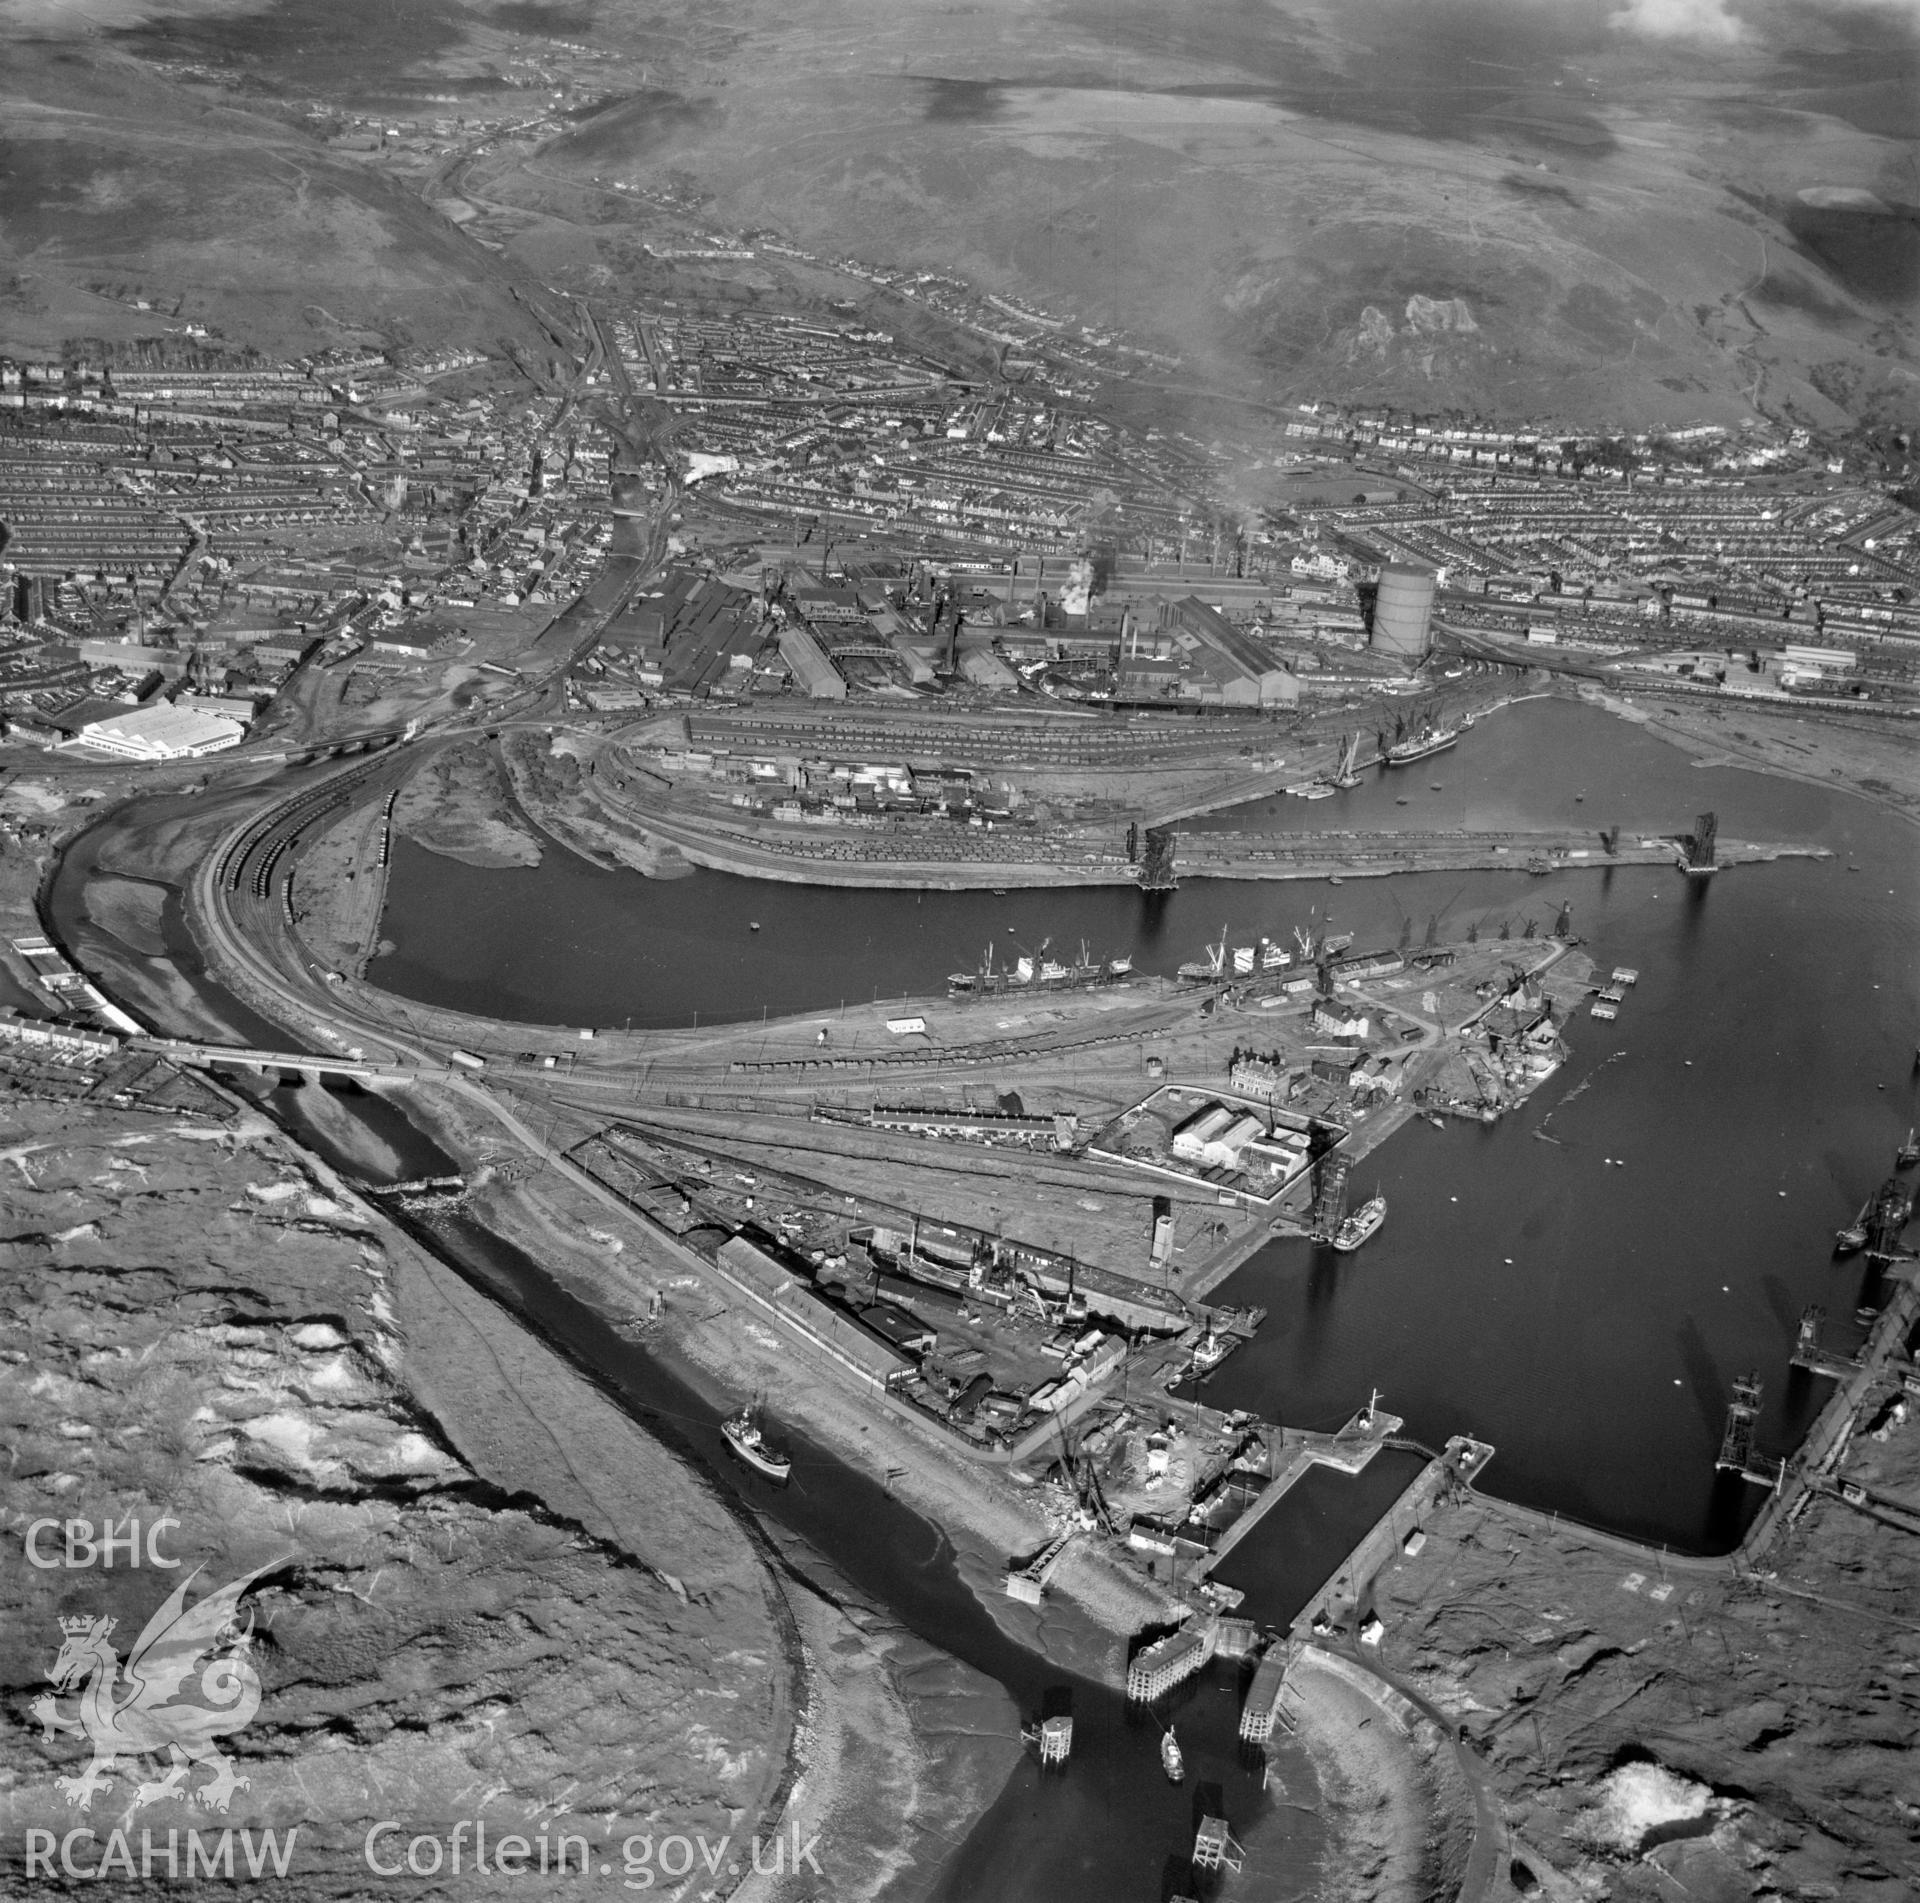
[1178,928,1230,985]
[1161,1727,1184,1783]
[1384,708,1460,766]
[1834,1201,1870,1254]
[1332,1194,1387,1252]
[722,1403,792,1482]
[949,939,1131,997]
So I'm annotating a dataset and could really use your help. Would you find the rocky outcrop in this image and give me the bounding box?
[0,1099,793,1897]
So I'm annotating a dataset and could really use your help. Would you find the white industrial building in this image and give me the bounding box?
[67,705,245,760]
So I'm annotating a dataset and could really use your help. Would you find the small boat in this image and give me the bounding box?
[1855,1305,1880,1326]
[749,921,761,932]
[722,1403,791,1482]
[1897,1128,1919,1171]
[1161,1727,1184,1784]
[1424,1111,1445,1129]
[1332,1194,1387,1253]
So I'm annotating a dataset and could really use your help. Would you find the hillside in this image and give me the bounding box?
[0,1092,795,1895]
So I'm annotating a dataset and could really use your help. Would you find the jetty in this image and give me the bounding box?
[1239,1637,1302,1743]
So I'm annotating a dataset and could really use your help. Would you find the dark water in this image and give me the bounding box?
[373,699,1920,1550]
[1212,1450,1429,1626]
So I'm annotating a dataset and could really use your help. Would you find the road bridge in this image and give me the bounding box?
[135,1037,418,1087]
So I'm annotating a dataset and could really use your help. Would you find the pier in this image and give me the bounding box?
[1789,1305,1860,1382]
[1715,1373,1785,1490]
[1037,1715,1073,1766]
[1005,1532,1074,1605]
[1126,1614,1218,1702]
[1239,1637,1302,1743]
[1191,1816,1243,1874]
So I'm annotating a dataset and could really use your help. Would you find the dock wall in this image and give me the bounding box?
[1289,1457,1452,1636]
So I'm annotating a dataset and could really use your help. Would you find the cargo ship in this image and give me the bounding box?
[949,939,1132,997]
[1332,1194,1387,1252]
[722,1403,792,1482]
[1383,709,1460,766]
[1178,929,1230,985]
[1865,1175,1916,1263]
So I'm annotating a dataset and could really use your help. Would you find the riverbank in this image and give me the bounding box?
[386,1076,1178,1675]
[1581,682,1920,831]
[521,766,1828,890]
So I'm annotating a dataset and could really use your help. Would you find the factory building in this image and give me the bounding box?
[777,621,848,699]
[64,704,245,760]
[1370,562,1437,661]
[1167,597,1298,707]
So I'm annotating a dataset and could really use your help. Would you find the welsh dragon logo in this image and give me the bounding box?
[31,1563,273,1813]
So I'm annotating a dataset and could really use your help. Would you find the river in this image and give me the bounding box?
[45,696,1920,1896]
[370,698,1920,1549]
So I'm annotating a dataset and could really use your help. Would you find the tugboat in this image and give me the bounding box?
[1160,1726,1185,1784]
[1332,1194,1388,1253]
[722,1402,792,1482]
[1190,1328,1234,1374]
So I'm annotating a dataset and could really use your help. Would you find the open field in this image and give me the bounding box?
[4,1,1915,431]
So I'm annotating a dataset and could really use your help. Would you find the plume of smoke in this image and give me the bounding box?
[1611,0,1920,41]
[1611,0,1744,41]
[1058,558,1094,619]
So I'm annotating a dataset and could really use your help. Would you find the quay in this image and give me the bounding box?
[575,778,1831,889]
[1194,1402,1407,1579]
[1287,1437,1494,1638]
